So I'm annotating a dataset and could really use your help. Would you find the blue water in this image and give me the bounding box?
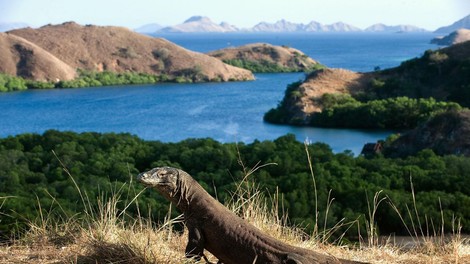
[0,33,439,154]
[156,32,438,72]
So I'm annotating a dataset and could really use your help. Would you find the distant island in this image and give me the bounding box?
[207,43,323,73]
[139,16,429,34]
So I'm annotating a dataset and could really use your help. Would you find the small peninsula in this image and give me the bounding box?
[207,43,323,73]
[264,40,470,128]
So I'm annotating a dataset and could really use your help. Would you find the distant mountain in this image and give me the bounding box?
[151,16,427,33]
[158,16,238,33]
[134,23,163,33]
[251,20,361,32]
[435,14,470,33]
[365,23,428,33]
[251,20,304,32]
[0,22,28,32]
[431,29,470,46]
[304,21,327,31]
[326,22,362,32]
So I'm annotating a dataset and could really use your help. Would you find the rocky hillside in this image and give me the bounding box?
[385,110,470,157]
[207,43,322,72]
[4,22,253,82]
[431,29,470,46]
[0,33,76,81]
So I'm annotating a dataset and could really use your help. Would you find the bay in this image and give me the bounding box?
[0,33,439,154]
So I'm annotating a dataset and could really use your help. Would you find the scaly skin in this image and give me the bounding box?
[138,167,366,264]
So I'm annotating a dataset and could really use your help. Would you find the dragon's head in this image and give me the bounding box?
[138,167,180,196]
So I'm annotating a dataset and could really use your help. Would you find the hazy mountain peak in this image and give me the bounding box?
[365,23,428,33]
[134,23,163,33]
[159,16,238,33]
[184,16,212,24]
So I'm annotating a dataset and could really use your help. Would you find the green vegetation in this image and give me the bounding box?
[265,87,463,128]
[222,59,324,73]
[0,73,55,92]
[57,70,162,88]
[264,81,303,124]
[310,94,462,129]
[1,131,469,240]
[0,73,27,92]
[0,68,221,92]
[223,59,294,73]
[362,48,470,107]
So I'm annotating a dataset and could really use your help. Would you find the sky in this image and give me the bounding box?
[0,0,469,30]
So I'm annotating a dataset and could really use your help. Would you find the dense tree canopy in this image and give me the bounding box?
[1,131,469,240]
[310,95,462,129]
[0,68,219,92]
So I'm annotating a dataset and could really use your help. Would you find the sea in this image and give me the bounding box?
[0,33,440,154]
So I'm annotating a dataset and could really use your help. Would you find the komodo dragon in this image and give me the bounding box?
[138,166,365,264]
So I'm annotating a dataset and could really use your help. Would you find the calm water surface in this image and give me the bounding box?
[0,33,439,154]
[1,73,391,154]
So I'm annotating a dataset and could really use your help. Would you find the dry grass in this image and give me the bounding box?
[1,152,469,263]
[1,189,469,263]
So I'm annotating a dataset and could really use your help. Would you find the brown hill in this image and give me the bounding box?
[271,68,372,123]
[385,110,470,157]
[8,22,253,82]
[0,32,76,81]
[207,43,321,72]
[296,68,369,113]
